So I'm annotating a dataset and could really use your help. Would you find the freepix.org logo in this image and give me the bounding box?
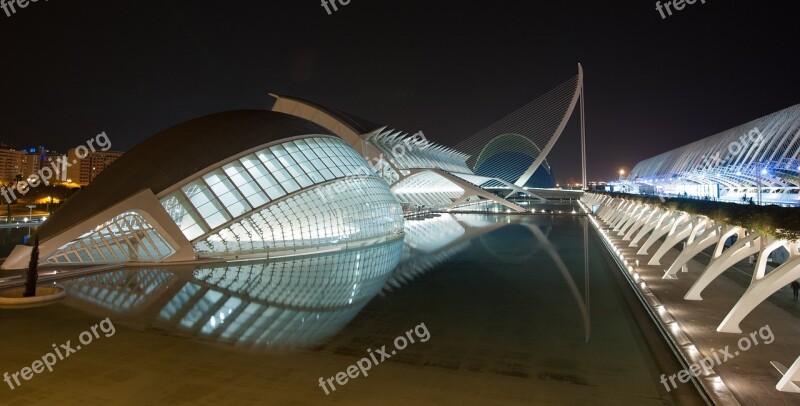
[318,323,430,395]
[321,0,351,16]
[655,0,707,20]
[0,131,112,205]
[1,0,48,18]
[697,127,764,172]
[3,317,116,391]
[659,324,774,392]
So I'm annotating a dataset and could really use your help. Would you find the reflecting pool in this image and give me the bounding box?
[0,213,701,404]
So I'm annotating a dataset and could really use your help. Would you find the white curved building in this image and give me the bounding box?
[2,110,404,269]
[271,94,544,212]
[626,103,800,206]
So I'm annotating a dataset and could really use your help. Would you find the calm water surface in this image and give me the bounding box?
[0,212,695,405]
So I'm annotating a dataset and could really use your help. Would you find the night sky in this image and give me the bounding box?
[2,0,799,184]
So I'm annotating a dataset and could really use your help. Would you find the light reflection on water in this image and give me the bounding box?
[58,239,404,351]
[42,211,591,353]
[1,211,695,403]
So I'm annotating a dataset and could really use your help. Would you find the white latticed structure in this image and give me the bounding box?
[626,104,800,206]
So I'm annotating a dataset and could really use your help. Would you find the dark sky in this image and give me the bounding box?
[1,0,799,184]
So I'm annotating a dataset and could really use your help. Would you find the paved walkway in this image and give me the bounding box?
[691,251,800,320]
[595,219,800,405]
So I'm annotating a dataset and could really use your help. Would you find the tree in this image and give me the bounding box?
[23,235,39,297]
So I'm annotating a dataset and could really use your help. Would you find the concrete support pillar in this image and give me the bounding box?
[618,205,648,236]
[636,212,678,255]
[772,355,800,392]
[606,200,631,225]
[648,213,694,266]
[624,207,659,241]
[611,202,638,231]
[630,209,666,247]
[685,218,707,245]
[716,241,797,333]
[684,232,762,301]
[663,223,719,279]
[712,226,743,259]
[600,198,624,222]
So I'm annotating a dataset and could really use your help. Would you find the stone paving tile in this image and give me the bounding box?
[602,225,800,405]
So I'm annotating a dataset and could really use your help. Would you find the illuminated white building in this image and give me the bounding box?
[624,104,800,206]
[3,110,404,268]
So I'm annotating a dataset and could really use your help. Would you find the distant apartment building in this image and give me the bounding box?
[0,146,24,184]
[0,143,122,186]
[67,149,124,186]
[21,152,41,180]
[0,146,69,184]
[29,147,67,182]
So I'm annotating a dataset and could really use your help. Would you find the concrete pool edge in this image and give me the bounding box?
[579,200,737,405]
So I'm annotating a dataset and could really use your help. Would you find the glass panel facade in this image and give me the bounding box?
[47,211,176,264]
[194,177,402,256]
[182,180,231,229]
[159,136,397,255]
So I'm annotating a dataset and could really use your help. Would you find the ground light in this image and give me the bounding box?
[579,197,728,397]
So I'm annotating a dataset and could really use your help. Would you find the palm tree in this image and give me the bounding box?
[22,235,39,297]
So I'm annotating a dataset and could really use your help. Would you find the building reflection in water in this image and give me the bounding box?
[57,212,591,351]
[388,213,591,341]
[59,238,404,351]
[383,214,507,292]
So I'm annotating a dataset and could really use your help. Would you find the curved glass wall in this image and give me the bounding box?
[158,136,403,257]
[194,177,403,256]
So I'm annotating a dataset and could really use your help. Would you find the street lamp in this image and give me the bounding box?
[25,204,35,237]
